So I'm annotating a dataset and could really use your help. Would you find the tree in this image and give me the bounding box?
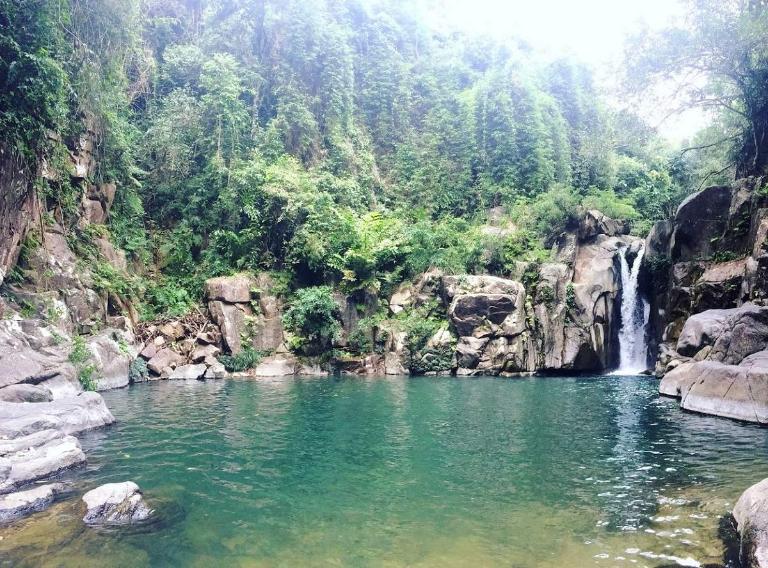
[625,0,768,178]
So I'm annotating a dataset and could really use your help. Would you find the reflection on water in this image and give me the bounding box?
[1,375,766,567]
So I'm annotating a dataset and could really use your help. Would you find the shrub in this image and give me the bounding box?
[129,358,149,383]
[282,286,341,353]
[219,347,266,372]
[68,336,99,391]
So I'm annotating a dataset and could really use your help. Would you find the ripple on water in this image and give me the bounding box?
[0,374,764,567]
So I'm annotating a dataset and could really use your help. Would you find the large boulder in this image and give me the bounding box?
[168,364,206,380]
[443,275,526,338]
[251,354,297,377]
[734,478,768,568]
[82,481,152,525]
[207,300,249,355]
[693,258,747,312]
[578,209,629,240]
[659,354,768,424]
[205,274,252,303]
[146,348,185,376]
[87,330,136,390]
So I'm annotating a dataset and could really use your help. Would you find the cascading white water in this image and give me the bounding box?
[614,243,650,374]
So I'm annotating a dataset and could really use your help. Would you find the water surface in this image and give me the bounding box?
[2,375,767,567]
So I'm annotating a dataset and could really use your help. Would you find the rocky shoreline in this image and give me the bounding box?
[1,132,768,563]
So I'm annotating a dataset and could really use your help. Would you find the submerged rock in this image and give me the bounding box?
[0,483,68,522]
[82,481,152,525]
[734,478,768,568]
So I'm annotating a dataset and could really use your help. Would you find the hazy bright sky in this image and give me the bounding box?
[429,0,706,141]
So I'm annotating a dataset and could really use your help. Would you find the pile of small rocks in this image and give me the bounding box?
[136,314,226,381]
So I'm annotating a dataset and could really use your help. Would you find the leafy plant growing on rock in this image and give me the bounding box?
[219,347,266,373]
[282,286,341,354]
[69,335,99,391]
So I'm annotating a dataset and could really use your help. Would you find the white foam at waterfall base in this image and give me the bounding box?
[612,244,650,375]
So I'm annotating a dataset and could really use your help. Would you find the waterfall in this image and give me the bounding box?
[614,243,650,374]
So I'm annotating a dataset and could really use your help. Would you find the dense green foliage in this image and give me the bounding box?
[282,286,342,353]
[7,0,766,324]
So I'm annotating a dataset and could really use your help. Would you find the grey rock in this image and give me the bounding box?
[191,344,221,363]
[207,300,249,355]
[734,478,768,568]
[0,429,64,456]
[147,348,184,375]
[0,384,53,403]
[0,435,86,494]
[168,364,206,380]
[82,481,152,525]
[0,482,68,521]
[205,274,252,303]
[0,392,115,436]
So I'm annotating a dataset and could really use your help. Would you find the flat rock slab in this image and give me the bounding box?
[0,483,68,522]
[659,359,768,424]
[0,429,64,457]
[82,481,152,525]
[0,392,115,436]
[0,435,86,494]
[0,384,53,403]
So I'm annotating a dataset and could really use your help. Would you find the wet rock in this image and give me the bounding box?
[82,481,152,525]
[0,482,68,521]
[734,477,768,568]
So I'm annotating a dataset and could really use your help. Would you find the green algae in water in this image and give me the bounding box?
[1,375,765,567]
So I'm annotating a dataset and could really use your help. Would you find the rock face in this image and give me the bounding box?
[734,478,768,568]
[82,481,152,525]
[644,177,767,364]
[376,212,640,376]
[205,273,286,357]
[648,178,768,423]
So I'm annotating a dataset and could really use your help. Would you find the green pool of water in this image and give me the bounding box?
[2,374,767,567]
